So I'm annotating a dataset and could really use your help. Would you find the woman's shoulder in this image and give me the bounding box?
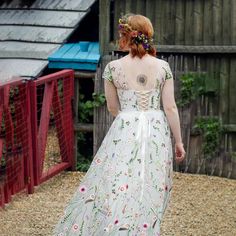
[152,57,169,66]
[107,57,123,65]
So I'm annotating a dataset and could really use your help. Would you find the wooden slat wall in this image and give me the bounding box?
[97,0,236,179]
[108,0,235,46]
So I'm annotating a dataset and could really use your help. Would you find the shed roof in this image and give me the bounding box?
[48,42,100,71]
[0,0,96,85]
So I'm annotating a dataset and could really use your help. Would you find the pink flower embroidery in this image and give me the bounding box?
[72,224,79,232]
[114,219,119,224]
[119,184,128,191]
[143,222,149,229]
[119,186,125,191]
[79,185,87,193]
[95,158,101,164]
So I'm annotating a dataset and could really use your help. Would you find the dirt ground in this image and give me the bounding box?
[0,171,235,236]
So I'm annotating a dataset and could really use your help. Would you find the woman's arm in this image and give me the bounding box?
[104,79,120,117]
[161,63,183,144]
[162,79,182,144]
[102,62,121,117]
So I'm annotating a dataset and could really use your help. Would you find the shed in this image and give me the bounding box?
[0,0,97,85]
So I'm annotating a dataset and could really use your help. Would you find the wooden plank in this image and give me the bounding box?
[48,44,74,61]
[222,0,231,45]
[99,0,110,55]
[124,0,133,14]
[175,0,184,45]
[185,0,194,45]
[0,10,86,28]
[0,26,73,43]
[219,58,229,124]
[108,44,236,54]
[205,57,217,93]
[154,0,162,45]
[212,0,222,44]
[223,125,236,132]
[146,0,155,24]
[231,0,236,45]
[203,1,213,45]
[193,0,203,45]
[74,123,94,132]
[113,0,121,43]
[136,0,146,15]
[37,81,54,175]
[48,61,98,71]
[160,0,167,44]
[0,42,60,60]
[229,58,236,125]
[60,44,83,61]
[0,0,96,11]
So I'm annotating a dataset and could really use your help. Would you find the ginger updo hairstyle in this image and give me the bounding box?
[118,14,157,58]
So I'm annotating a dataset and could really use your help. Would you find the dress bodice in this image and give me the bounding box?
[102,56,174,115]
[117,88,161,112]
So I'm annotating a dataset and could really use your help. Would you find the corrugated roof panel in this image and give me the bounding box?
[0,42,61,59]
[0,59,48,84]
[0,26,73,43]
[0,0,96,11]
[0,10,86,27]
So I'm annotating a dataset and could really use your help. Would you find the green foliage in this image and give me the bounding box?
[76,91,106,172]
[76,132,92,172]
[193,117,223,159]
[177,73,206,107]
[78,92,106,122]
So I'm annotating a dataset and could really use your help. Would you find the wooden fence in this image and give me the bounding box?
[100,0,236,54]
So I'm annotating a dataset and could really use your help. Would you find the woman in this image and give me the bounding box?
[53,14,185,236]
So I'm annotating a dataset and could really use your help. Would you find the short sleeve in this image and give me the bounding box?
[163,61,173,81]
[102,63,113,82]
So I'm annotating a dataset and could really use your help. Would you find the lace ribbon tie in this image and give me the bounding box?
[135,111,151,202]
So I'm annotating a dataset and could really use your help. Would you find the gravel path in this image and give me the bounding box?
[0,171,235,236]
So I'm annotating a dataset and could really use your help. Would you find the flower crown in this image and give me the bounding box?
[118,17,153,51]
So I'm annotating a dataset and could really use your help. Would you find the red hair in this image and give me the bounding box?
[118,14,157,58]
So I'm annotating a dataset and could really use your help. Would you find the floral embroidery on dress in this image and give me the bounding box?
[53,58,173,236]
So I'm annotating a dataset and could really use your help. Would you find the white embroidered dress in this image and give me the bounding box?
[53,56,173,236]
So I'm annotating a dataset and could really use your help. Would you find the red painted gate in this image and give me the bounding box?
[0,79,34,207]
[30,70,74,186]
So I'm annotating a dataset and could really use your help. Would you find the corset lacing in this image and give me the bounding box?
[135,91,152,202]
